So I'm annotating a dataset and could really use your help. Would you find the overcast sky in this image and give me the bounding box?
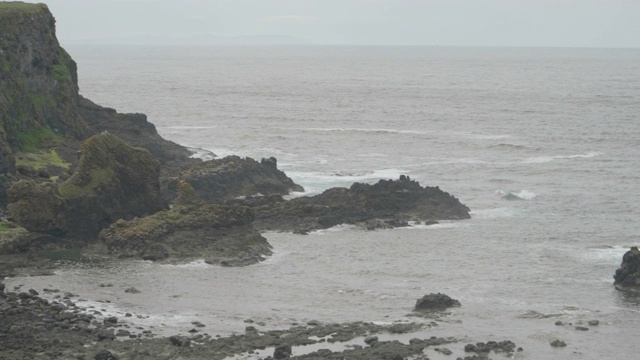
[30,0,640,48]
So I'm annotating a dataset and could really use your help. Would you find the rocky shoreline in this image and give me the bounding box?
[1,280,527,360]
[1,3,635,359]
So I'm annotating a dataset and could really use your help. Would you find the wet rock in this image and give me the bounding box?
[435,347,453,355]
[94,349,119,360]
[274,344,292,358]
[614,246,640,291]
[238,176,470,232]
[169,335,190,347]
[550,339,567,347]
[365,335,379,345]
[104,316,118,324]
[414,293,461,312]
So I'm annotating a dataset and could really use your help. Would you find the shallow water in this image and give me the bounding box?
[7,45,640,359]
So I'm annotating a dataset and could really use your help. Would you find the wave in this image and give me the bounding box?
[300,127,433,136]
[188,147,216,161]
[487,143,528,150]
[286,168,408,195]
[496,189,537,200]
[522,152,603,164]
[470,207,519,219]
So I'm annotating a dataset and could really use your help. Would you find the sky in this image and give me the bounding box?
[27,0,640,48]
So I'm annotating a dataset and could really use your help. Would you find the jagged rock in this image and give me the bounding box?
[162,155,304,204]
[614,246,640,291]
[99,204,271,265]
[79,96,191,166]
[236,176,470,232]
[414,293,461,312]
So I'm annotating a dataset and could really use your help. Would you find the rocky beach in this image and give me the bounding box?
[1,2,638,360]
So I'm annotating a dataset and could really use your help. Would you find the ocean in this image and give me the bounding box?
[7,45,640,359]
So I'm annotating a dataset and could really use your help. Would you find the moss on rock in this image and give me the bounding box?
[100,204,271,265]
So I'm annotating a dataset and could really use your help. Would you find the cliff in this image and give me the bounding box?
[0,2,191,205]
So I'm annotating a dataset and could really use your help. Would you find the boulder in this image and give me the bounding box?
[162,155,304,204]
[236,176,470,232]
[614,246,640,291]
[99,204,271,265]
[414,293,461,312]
[6,180,65,235]
[57,132,166,239]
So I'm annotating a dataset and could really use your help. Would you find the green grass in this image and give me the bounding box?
[15,149,70,171]
[0,221,16,232]
[17,125,61,152]
[58,167,116,199]
[51,63,71,83]
[0,2,47,17]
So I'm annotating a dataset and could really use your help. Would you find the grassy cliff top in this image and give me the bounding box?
[0,2,48,18]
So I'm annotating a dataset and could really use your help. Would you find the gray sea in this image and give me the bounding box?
[7,45,640,359]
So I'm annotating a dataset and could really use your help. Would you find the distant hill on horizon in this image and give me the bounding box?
[62,34,313,46]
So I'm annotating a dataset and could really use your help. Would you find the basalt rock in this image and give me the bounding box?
[234,176,470,232]
[614,246,640,291]
[414,293,461,312]
[79,96,192,167]
[162,155,303,204]
[99,204,271,265]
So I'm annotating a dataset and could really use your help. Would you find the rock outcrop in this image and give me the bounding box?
[162,155,303,204]
[614,246,640,291]
[99,204,271,266]
[414,293,461,312]
[232,176,470,232]
[7,132,166,241]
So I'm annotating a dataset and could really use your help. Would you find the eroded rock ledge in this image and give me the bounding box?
[230,175,471,233]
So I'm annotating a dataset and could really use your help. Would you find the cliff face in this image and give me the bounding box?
[0,3,88,150]
[0,2,191,206]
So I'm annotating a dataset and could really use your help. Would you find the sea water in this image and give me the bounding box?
[7,45,640,359]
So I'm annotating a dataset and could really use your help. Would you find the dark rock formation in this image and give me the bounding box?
[414,293,461,312]
[6,132,166,241]
[79,96,192,167]
[162,155,303,204]
[614,246,640,291]
[234,176,470,232]
[99,204,271,265]
[58,132,166,238]
[6,180,65,235]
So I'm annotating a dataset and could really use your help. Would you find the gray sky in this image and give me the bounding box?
[31,0,640,48]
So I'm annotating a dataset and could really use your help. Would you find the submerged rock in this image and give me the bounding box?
[614,246,640,291]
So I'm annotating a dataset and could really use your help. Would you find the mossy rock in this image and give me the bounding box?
[100,204,270,265]
[57,132,166,239]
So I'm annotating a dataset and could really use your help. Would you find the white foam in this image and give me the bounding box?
[310,224,359,235]
[522,152,603,164]
[159,259,210,269]
[470,207,518,219]
[188,148,216,161]
[286,168,408,195]
[496,189,537,200]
